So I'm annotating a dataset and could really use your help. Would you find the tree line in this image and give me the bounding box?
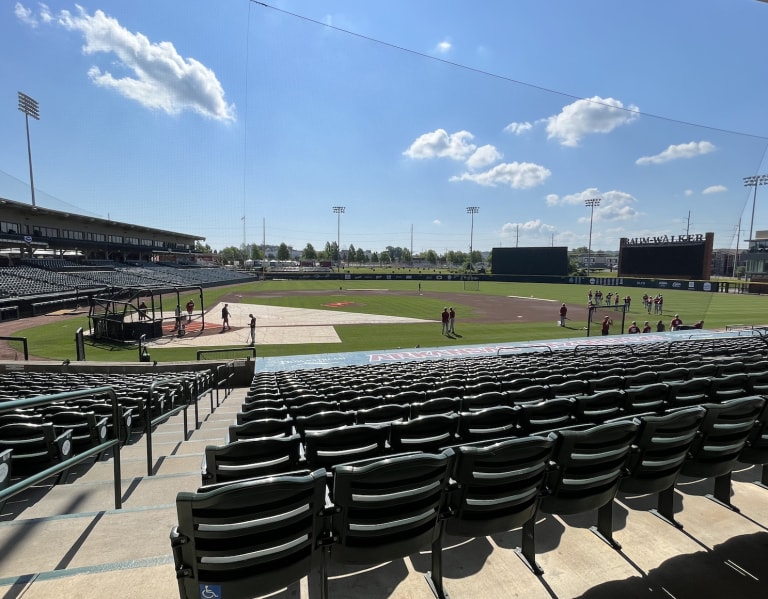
[198,241,486,267]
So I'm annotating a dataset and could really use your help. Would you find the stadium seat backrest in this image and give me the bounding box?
[507,385,549,406]
[201,435,303,485]
[0,422,73,481]
[517,398,576,434]
[330,449,454,595]
[681,396,766,480]
[588,375,625,394]
[623,371,658,389]
[228,418,293,442]
[457,407,520,443]
[304,424,389,470]
[294,410,356,440]
[410,397,462,418]
[539,420,639,516]
[446,435,553,540]
[666,378,712,408]
[390,414,460,453]
[621,406,706,495]
[356,403,410,425]
[461,390,509,412]
[623,383,669,415]
[656,368,689,383]
[574,390,627,424]
[707,373,750,403]
[170,469,327,599]
[548,379,590,399]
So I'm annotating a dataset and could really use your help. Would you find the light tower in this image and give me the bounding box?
[466,206,479,270]
[18,92,40,207]
[332,206,345,271]
[584,198,601,277]
[743,175,768,253]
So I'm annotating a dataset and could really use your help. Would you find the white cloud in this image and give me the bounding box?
[548,188,640,222]
[546,96,639,147]
[449,161,551,189]
[702,185,727,195]
[433,219,442,226]
[17,4,235,121]
[501,219,556,236]
[591,202,640,222]
[685,189,695,196]
[435,40,452,54]
[636,141,715,165]
[403,129,476,160]
[465,144,502,170]
[14,2,37,26]
[504,121,533,135]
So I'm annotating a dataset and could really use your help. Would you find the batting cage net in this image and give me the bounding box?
[463,276,480,291]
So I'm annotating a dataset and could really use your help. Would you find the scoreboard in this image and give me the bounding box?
[618,233,714,280]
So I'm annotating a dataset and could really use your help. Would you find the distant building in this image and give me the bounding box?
[0,196,203,265]
[742,230,768,282]
[711,248,738,277]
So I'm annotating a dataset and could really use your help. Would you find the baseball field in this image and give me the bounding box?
[0,278,764,362]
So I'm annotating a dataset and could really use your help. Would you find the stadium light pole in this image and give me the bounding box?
[466,206,479,270]
[18,92,40,207]
[333,206,345,271]
[743,175,768,253]
[584,198,601,277]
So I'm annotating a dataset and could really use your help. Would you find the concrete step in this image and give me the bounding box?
[0,388,249,596]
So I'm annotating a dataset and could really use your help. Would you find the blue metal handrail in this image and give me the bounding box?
[145,375,199,476]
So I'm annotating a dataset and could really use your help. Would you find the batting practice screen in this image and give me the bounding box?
[618,233,714,280]
[491,247,568,276]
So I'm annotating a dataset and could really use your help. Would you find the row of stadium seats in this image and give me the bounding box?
[0,370,215,497]
[174,395,768,598]
[0,264,254,299]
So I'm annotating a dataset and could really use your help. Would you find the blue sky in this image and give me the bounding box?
[2,1,768,255]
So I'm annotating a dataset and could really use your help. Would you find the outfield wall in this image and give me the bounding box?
[263,271,722,292]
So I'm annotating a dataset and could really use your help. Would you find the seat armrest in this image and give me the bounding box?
[55,429,74,460]
[94,417,109,441]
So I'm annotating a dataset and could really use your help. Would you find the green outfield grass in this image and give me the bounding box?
[6,279,766,362]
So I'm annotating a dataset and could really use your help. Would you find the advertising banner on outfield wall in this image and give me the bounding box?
[568,276,719,292]
[263,271,720,292]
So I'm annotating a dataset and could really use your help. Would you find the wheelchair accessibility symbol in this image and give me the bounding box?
[199,584,221,599]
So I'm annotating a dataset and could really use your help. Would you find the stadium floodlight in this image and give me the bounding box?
[18,92,40,207]
[743,175,768,252]
[584,198,601,278]
[466,206,479,270]
[333,206,345,271]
